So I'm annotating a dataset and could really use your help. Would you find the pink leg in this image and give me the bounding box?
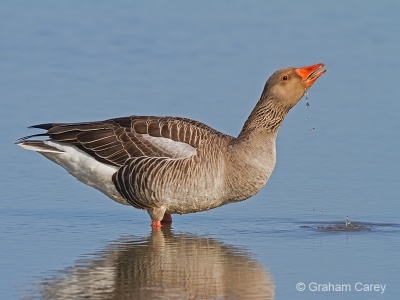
[161,213,173,223]
[150,213,172,229]
[151,220,162,230]
[147,207,168,230]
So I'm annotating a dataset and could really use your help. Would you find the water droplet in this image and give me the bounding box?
[304,93,315,133]
[345,216,351,227]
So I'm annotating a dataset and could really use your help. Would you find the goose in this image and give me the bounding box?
[16,63,326,229]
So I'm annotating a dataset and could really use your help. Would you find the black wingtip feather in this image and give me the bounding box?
[15,133,50,143]
[29,123,57,130]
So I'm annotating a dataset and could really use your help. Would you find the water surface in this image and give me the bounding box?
[22,229,274,299]
[1,1,399,299]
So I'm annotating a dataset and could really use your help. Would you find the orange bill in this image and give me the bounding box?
[295,63,326,87]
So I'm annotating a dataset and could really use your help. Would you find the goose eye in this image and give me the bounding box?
[282,75,289,81]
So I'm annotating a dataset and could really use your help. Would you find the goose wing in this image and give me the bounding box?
[22,116,231,167]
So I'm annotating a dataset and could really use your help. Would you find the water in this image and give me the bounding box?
[1,1,399,299]
[20,230,275,300]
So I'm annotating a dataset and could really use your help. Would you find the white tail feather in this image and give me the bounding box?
[16,141,65,153]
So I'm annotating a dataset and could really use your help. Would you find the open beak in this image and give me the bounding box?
[295,63,326,87]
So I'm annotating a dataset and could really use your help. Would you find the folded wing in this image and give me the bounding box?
[22,116,231,167]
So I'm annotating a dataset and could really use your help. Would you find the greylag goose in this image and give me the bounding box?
[16,63,326,229]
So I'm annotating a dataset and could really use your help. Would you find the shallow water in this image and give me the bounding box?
[22,229,275,300]
[1,1,400,299]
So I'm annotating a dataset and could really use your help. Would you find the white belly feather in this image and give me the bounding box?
[20,140,129,205]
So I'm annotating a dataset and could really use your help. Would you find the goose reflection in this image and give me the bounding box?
[37,228,274,299]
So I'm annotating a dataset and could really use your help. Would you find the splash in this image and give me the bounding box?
[345,215,351,227]
[300,216,375,232]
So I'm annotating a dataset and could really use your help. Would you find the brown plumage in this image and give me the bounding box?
[16,63,326,229]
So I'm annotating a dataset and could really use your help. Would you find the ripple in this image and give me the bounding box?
[301,223,373,232]
[299,219,400,233]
